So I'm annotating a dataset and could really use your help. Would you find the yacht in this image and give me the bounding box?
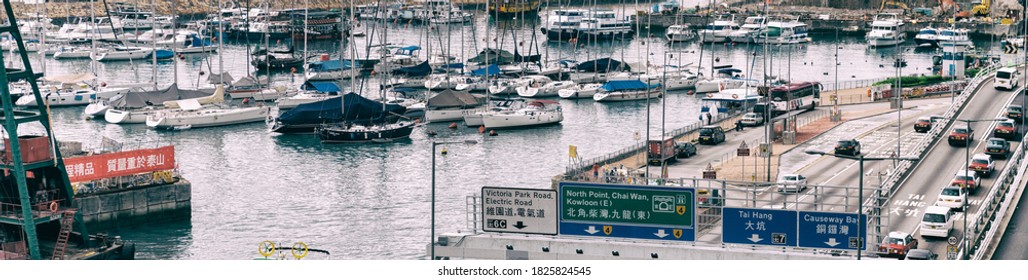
[914,27,939,47]
[558,83,603,99]
[481,100,563,129]
[665,24,696,42]
[91,46,153,62]
[593,80,662,102]
[755,19,810,44]
[517,80,576,98]
[866,13,906,47]
[694,68,760,94]
[542,9,587,40]
[728,16,767,43]
[937,27,973,47]
[577,9,634,40]
[698,14,739,43]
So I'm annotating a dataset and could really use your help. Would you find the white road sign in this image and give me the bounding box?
[482,187,557,235]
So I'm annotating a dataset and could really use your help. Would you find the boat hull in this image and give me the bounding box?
[316,122,415,143]
[426,107,485,123]
[482,111,563,129]
[147,106,270,129]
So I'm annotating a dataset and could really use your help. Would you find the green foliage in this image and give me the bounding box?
[872,75,948,87]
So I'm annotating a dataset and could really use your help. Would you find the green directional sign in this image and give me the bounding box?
[560,183,694,227]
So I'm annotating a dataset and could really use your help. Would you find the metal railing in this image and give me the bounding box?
[0,199,65,221]
[874,59,1019,200]
[562,109,747,181]
[966,131,1028,259]
[821,78,889,92]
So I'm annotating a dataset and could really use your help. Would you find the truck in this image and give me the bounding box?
[647,136,676,166]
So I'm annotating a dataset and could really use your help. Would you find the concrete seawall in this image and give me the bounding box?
[73,179,191,233]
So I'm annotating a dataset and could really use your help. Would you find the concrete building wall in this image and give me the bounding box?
[73,179,191,232]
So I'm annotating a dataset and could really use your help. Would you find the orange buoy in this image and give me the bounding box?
[448,123,458,129]
[489,130,498,136]
[49,201,58,213]
[478,125,486,133]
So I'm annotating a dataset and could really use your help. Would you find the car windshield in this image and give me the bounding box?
[784,175,798,181]
[956,175,974,181]
[998,71,1013,79]
[999,122,1014,128]
[745,113,758,118]
[923,213,946,223]
[837,140,852,145]
[1011,107,1022,113]
[699,128,715,135]
[991,140,1005,145]
[917,118,931,123]
[942,188,962,196]
[886,237,905,245]
[973,158,990,165]
[954,128,968,134]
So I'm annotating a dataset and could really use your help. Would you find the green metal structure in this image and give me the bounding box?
[0,0,89,260]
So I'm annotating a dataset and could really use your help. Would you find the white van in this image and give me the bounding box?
[920,205,953,238]
[995,67,1020,90]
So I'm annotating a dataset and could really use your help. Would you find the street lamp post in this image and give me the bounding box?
[805,150,918,260]
[431,139,478,260]
[954,118,1004,259]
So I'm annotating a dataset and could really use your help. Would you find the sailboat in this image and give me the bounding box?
[103,85,215,124]
[145,86,271,129]
[481,99,563,129]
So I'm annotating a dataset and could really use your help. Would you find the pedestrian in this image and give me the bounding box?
[706,112,712,125]
[592,163,600,178]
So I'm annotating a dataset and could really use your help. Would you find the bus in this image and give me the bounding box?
[753,82,821,119]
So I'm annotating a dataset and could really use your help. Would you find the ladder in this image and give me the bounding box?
[0,0,88,259]
[51,211,76,260]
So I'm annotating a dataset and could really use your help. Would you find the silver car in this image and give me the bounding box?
[741,112,764,126]
[777,174,807,193]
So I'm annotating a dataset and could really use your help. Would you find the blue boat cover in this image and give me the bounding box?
[152,49,175,60]
[302,81,342,93]
[308,60,356,72]
[573,58,630,73]
[277,93,406,126]
[187,34,213,47]
[470,64,500,76]
[601,80,650,91]
[717,68,742,74]
[392,61,432,77]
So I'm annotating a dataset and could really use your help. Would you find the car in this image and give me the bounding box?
[776,174,808,193]
[920,205,954,238]
[948,127,974,147]
[1008,105,1024,123]
[675,142,697,158]
[741,112,764,126]
[834,139,861,156]
[968,153,995,177]
[993,119,1018,140]
[937,185,968,211]
[877,231,919,259]
[696,189,724,207]
[951,170,981,194]
[914,116,933,133]
[905,249,938,260]
[698,125,726,145]
[986,138,1010,159]
[995,67,1020,90]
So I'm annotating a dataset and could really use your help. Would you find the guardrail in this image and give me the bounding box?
[964,130,1028,260]
[821,78,888,92]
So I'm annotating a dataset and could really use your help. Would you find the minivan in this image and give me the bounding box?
[995,67,1019,90]
[920,206,953,238]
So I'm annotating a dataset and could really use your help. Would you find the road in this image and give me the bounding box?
[885,75,1025,260]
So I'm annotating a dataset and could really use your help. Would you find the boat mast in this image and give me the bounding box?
[151,0,157,91]
[219,0,225,85]
[172,0,178,85]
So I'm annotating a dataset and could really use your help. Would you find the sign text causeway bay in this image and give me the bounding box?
[483,188,554,207]
[561,184,693,228]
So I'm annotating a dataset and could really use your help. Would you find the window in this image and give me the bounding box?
[783,175,798,181]
[887,237,904,245]
[923,213,947,223]
[699,128,716,135]
[997,71,1013,79]
[942,188,962,196]
[973,158,990,165]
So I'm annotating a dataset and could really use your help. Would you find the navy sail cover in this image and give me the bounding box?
[277,93,406,125]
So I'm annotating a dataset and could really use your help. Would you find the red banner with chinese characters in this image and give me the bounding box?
[63,146,176,182]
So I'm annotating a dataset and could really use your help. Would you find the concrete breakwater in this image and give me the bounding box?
[73,178,191,233]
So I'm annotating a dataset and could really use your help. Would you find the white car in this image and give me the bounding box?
[937,185,967,210]
[741,112,764,126]
[777,174,807,193]
[920,205,953,238]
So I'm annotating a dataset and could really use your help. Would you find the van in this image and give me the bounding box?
[994,67,1019,90]
[920,205,953,238]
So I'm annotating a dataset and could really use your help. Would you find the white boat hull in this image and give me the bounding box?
[147,106,271,129]
[867,34,906,47]
[593,89,661,102]
[15,91,95,107]
[105,108,162,124]
[558,83,602,99]
[482,111,563,129]
[176,45,219,54]
[229,87,295,101]
[463,114,485,127]
[276,94,333,110]
[93,49,152,62]
[517,81,575,98]
[426,106,486,123]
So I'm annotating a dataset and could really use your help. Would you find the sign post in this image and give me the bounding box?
[797,211,867,250]
[481,187,558,235]
[558,182,695,241]
[722,207,797,246]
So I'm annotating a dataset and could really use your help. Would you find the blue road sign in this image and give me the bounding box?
[722,207,797,246]
[558,182,696,242]
[797,211,867,250]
